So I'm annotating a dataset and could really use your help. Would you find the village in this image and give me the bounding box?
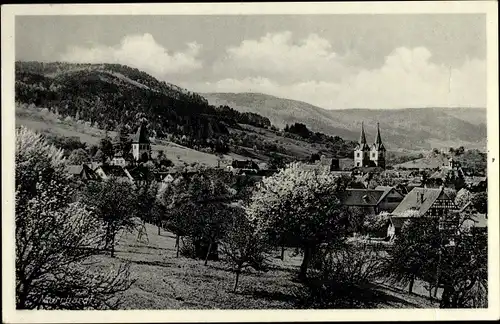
[66,122,488,242]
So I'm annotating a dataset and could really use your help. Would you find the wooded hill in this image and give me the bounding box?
[15,61,356,163]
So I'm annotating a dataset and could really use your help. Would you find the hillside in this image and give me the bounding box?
[15,62,272,146]
[15,62,357,163]
[15,101,355,168]
[202,92,487,151]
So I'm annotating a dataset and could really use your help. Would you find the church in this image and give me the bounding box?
[354,122,386,169]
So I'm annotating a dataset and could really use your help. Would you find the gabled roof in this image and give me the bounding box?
[66,164,99,180]
[341,189,385,207]
[127,167,150,182]
[131,124,150,144]
[465,176,487,186]
[66,165,84,175]
[461,214,487,230]
[459,201,474,213]
[471,214,487,228]
[375,186,402,201]
[392,187,452,216]
[98,165,131,178]
[430,166,465,180]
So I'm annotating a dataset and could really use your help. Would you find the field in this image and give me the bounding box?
[92,223,440,309]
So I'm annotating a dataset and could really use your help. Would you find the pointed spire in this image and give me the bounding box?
[359,122,367,145]
[373,122,385,151]
[375,122,382,145]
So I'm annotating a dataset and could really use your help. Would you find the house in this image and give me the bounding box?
[427,157,465,188]
[460,214,487,235]
[227,160,260,175]
[406,177,424,191]
[387,216,412,238]
[94,165,134,183]
[392,187,459,218]
[65,164,99,181]
[465,176,487,192]
[230,160,259,170]
[341,187,405,214]
[388,187,460,237]
[110,152,129,167]
[126,166,152,186]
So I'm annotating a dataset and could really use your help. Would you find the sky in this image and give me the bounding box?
[15,14,487,109]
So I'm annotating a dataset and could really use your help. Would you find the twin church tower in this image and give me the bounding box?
[354,122,386,169]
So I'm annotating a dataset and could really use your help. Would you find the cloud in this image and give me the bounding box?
[200,33,486,109]
[212,31,355,83]
[60,33,202,78]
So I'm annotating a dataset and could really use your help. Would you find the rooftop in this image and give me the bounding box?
[392,187,453,216]
[341,188,395,207]
[131,124,150,144]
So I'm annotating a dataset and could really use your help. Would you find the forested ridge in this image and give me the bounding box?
[15,61,355,159]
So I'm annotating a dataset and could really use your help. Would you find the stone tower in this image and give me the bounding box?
[370,122,386,169]
[354,122,371,167]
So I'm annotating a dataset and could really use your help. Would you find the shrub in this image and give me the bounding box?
[363,212,391,238]
[297,243,386,308]
[179,237,197,259]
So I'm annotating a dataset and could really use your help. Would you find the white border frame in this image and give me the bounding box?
[2,2,499,323]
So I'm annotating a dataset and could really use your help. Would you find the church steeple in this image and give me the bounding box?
[374,122,385,151]
[359,122,367,145]
[375,123,382,144]
[370,122,386,169]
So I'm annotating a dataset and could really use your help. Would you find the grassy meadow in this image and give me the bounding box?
[93,223,440,310]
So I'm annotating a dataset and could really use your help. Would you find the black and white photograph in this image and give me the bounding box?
[2,2,499,323]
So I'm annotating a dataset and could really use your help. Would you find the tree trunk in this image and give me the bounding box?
[299,245,313,280]
[440,286,452,308]
[110,233,116,258]
[408,276,414,294]
[233,266,242,292]
[16,284,29,309]
[433,285,439,298]
[176,235,180,258]
[281,245,285,261]
[204,240,213,266]
[105,226,111,250]
[157,222,161,235]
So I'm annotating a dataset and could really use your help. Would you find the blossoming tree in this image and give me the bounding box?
[248,162,350,280]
